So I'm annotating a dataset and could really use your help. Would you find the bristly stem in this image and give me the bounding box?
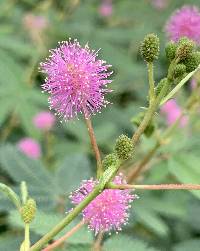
[84,116,102,177]
[108,183,200,190]
[24,224,30,251]
[147,62,155,104]
[132,78,170,146]
[42,220,85,251]
[93,231,104,251]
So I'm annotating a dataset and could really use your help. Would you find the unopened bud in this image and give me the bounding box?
[102,153,119,170]
[183,52,200,72]
[176,37,195,60]
[21,198,36,224]
[165,41,177,61]
[173,64,186,78]
[140,33,159,62]
[115,134,134,160]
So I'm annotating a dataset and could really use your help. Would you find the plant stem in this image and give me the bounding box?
[42,220,85,251]
[84,116,102,177]
[93,231,104,251]
[24,224,30,251]
[108,183,200,190]
[147,62,155,104]
[132,78,170,146]
[127,142,160,183]
[30,184,102,251]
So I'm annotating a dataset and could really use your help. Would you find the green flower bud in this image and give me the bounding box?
[21,198,36,224]
[183,52,200,72]
[176,37,195,60]
[102,153,119,170]
[115,134,134,160]
[173,64,186,78]
[165,41,177,61]
[140,33,159,62]
[155,78,168,96]
[131,112,155,138]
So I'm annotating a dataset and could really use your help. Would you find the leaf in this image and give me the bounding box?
[0,144,60,209]
[0,183,21,210]
[103,235,159,251]
[160,65,200,105]
[134,205,169,237]
[0,234,23,251]
[168,155,200,199]
[55,154,92,194]
[9,210,93,244]
[173,239,200,251]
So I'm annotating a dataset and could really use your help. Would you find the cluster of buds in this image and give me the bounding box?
[165,37,200,80]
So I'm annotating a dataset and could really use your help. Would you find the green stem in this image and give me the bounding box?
[132,78,170,146]
[108,183,200,190]
[147,62,155,104]
[30,163,120,251]
[24,224,30,251]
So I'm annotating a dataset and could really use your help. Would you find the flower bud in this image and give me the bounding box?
[165,41,177,61]
[183,52,200,72]
[140,33,160,62]
[21,198,36,224]
[173,64,186,78]
[176,37,195,60]
[115,134,134,160]
[102,153,119,170]
[155,78,168,96]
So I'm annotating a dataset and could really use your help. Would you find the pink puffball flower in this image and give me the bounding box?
[40,39,113,121]
[17,138,41,159]
[150,0,169,10]
[160,99,188,127]
[70,174,137,234]
[23,13,48,32]
[165,5,200,43]
[33,111,55,131]
[99,0,113,17]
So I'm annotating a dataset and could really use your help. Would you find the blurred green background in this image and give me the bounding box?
[0,0,200,250]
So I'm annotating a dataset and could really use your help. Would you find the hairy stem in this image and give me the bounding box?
[127,142,160,183]
[24,224,30,251]
[132,78,170,146]
[93,231,104,251]
[147,62,155,104]
[85,116,102,177]
[42,220,85,251]
[108,183,200,190]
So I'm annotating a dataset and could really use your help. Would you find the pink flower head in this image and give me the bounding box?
[165,5,200,43]
[33,111,55,131]
[99,0,113,17]
[150,0,169,10]
[23,13,48,31]
[70,174,137,234]
[17,138,41,159]
[161,99,188,127]
[40,39,113,121]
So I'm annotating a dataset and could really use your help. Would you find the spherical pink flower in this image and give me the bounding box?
[40,39,113,121]
[150,0,169,10]
[23,13,48,31]
[161,99,188,127]
[99,0,113,17]
[33,111,55,131]
[17,138,41,159]
[70,174,137,234]
[165,5,200,43]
